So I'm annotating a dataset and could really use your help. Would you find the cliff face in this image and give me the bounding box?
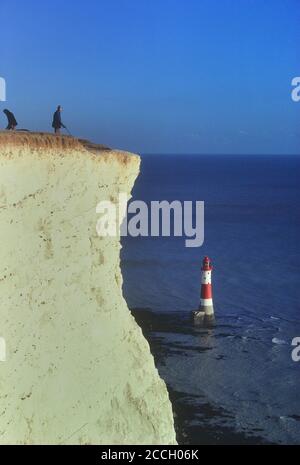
[0,132,176,445]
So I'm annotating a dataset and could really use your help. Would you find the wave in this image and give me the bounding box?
[272,337,287,345]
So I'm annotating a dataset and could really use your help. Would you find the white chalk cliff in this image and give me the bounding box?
[0,132,176,445]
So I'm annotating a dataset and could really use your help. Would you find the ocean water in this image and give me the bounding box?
[121,155,300,444]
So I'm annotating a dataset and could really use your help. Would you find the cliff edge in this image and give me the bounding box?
[0,131,176,444]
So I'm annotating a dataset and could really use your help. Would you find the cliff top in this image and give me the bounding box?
[0,130,139,165]
[0,130,110,152]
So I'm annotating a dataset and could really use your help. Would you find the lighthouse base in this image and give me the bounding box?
[191,310,216,328]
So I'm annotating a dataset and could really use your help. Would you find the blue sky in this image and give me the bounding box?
[0,0,299,154]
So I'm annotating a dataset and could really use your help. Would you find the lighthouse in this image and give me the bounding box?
[192,256,216,327]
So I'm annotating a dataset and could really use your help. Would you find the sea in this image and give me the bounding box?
[121,154,300,445]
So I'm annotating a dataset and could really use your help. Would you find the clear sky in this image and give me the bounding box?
[0,0,299,154]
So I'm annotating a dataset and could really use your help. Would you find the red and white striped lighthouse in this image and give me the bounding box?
[199,256,214,315]
[193,256,215,326]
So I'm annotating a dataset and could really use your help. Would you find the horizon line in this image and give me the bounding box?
[140,152,300,156]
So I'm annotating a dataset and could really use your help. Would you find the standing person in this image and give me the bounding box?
[3,109,18,130]
[52,105,66,134]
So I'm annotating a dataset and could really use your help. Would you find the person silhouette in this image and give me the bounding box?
[52,105,66,134]
[3,109,18,130]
